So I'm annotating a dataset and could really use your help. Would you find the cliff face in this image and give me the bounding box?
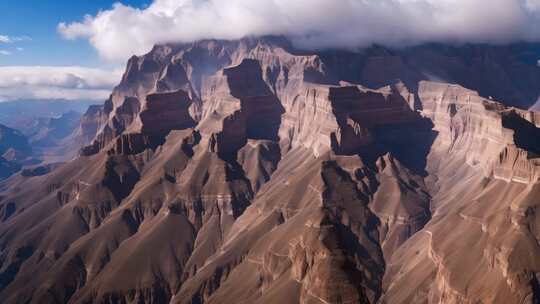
[382,82,540,304]
[0,37,539,304]
[79,39,540,155]
[318,43,540,109]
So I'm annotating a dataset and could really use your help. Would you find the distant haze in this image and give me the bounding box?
[0,99,99,131]
[59,0,540,61]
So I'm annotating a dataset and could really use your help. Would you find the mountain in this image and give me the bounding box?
[0,100,100,165]
[0,99,99,132]
[0,157,21,181]
[26,111,81,145]
[318,42,540,109]
[0,124,31,162]
[0,37,539,304]
[26,111,87,163]
[0,111,92,179]
[0,124,33,180]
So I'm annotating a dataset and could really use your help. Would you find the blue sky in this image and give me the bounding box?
[0,0,148,67]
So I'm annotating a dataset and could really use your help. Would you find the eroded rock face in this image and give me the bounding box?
[140,90,196,135]
[418,81,540,184]
[380,82,540,304]
[0,37,539,304]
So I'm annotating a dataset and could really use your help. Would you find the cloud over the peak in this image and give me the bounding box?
[0,66,122,101]
[58,0,540,61]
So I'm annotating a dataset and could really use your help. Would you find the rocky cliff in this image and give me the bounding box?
[0,37,539,304]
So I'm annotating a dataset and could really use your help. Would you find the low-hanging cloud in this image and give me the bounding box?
[58,0,540,62]
[0,66,122,101]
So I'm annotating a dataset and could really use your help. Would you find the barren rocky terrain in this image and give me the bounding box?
[0,37,539,304]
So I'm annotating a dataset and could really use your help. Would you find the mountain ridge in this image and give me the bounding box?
[0,36,539,304]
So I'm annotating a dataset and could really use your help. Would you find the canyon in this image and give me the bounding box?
[0,37,539,304]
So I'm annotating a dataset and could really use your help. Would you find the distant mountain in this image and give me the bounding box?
[0,99,99,132]
[0,157,21,180]
[0,100,101,165]
[0,109,92,179]
[26,111,86,163]
[0,124,32,180]
[27,111,82,146]
[0,124,31,161]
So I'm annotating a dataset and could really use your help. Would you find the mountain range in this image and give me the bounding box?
[0,106,100,180]
[0,100,99,131]
[0,37,539,304]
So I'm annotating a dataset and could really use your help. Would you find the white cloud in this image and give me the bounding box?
[58,0,540,62]
[0,66,122,101]
[0,50,11,56]
[0,35,31,43]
